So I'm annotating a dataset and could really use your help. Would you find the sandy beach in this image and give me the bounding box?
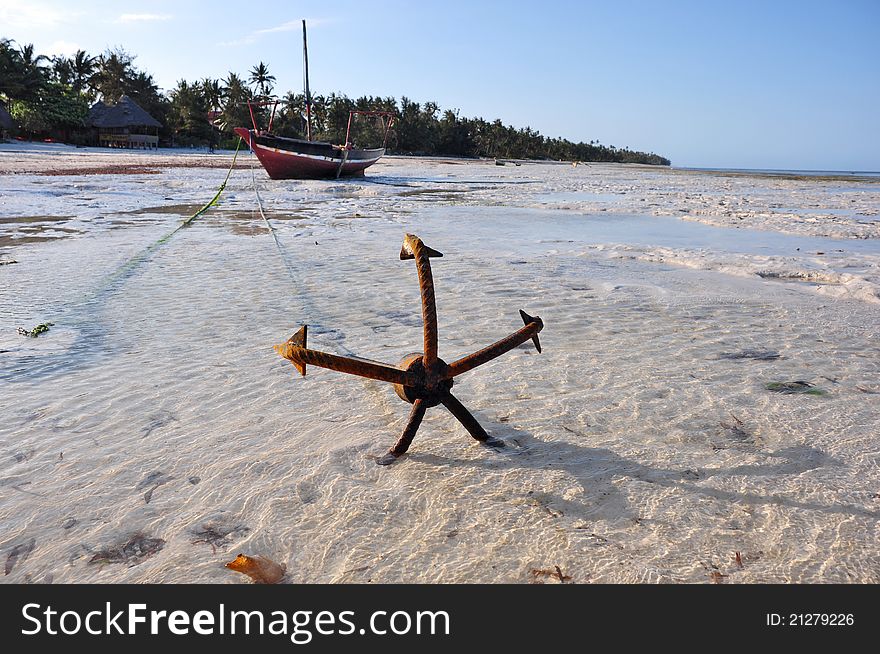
[1,143,879,584]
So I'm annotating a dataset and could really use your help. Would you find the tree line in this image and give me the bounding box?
[0,39,670,165]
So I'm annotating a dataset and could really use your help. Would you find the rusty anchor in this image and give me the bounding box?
[274,234,544,465]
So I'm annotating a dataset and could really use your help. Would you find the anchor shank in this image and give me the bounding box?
[440,391,489,441]
[405,235,439,366]
[445,319,543,379]
[278,345,410,386]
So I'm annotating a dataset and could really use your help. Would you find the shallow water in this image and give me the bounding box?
[423,205,880,257]
[1,156,879,584]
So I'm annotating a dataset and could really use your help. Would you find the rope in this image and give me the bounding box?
[15,141,244,337]
[95,138,244,285]
[180,138,242,227]
[249,161,398,425]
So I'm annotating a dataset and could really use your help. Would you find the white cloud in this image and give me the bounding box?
[0,0,76,29]
[255,20,302,36]
[116,13,172,24]
[218,18,327,47]
[47,40,81,57]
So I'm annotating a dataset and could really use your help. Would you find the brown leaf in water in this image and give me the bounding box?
[735,552,744,568]
[5,538,36,575]
[225,553,286,584]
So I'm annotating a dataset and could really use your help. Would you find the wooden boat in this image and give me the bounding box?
[234,128,386,179]
[235,20,393,180]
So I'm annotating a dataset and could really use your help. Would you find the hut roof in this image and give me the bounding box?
[87,95,161,129]
[0,101,13,130]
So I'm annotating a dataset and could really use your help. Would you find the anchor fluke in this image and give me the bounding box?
[400,233,443,260]
[519,309,543,353]
[275,325,308,376]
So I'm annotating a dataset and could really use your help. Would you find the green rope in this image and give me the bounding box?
[180,137,243,227]
[114,137,243,264]
[16,139,246,338]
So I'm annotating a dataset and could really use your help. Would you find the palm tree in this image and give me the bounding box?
[15,43,48,99]
[18,43,47,70]
[70,50,97,96]
[169,79,209,139]
[128,70,157,100]
[93,49,134,101]
[0,38,26,97]
[274,90,305,138]
[200,78,223,111]
[248,62,275,98]
[50,55,72,87]
[218,72,253,133]
[223,72,247,102]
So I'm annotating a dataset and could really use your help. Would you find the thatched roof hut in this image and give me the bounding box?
[87,95,161,129]
[87,95,160,148]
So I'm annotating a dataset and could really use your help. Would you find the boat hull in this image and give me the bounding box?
[234,128,384,180]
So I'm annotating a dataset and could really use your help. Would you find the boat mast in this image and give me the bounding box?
[303,19,312,141]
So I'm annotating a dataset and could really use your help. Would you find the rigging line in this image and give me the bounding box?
[249,161,357,354]
[249,162,398,423]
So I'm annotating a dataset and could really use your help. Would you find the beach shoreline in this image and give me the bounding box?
[1,150,879,584]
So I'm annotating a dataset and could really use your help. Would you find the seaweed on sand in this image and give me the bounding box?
[5,538,36,575]
[190,523,251,554]
[765,381,827,396]
[719,413,751,442]
[136,471,172,504]
[17,322,54,338]
[88,534,165,566]
[718,349,781,361]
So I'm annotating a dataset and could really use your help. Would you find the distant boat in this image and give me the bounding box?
[234,20,393,180]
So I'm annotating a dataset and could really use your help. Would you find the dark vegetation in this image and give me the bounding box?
[0,38,670,165]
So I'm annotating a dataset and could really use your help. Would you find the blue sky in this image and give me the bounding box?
[2,0,878,170]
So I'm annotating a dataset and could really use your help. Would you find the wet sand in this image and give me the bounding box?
[1,147,879,583]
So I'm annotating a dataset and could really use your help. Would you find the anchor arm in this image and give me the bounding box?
[439,391,489,441]
[274,326,410,386]
[377,398,428,465]
[400,234,442,367]
[444,310,544,379]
